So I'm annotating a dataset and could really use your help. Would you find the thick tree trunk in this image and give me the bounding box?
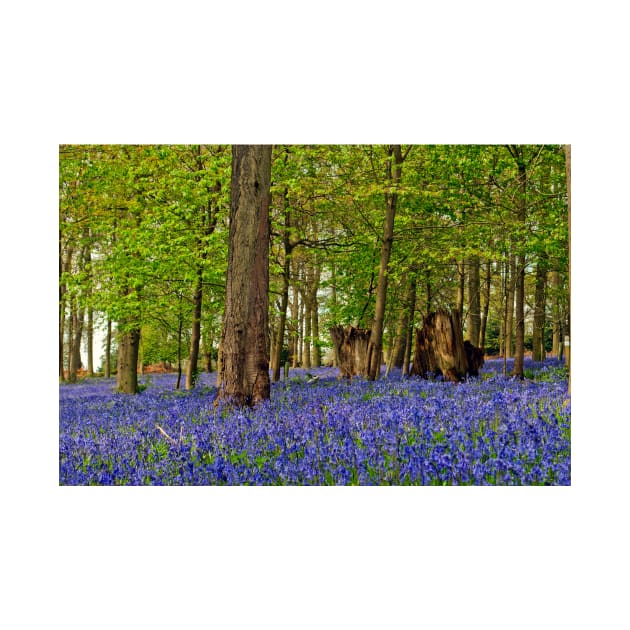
[367,145,404,381]
[216,145,272,407]
[330,325,371,379]
[117,328,140,394]
[411,309,468,382]
[513,154,527,379]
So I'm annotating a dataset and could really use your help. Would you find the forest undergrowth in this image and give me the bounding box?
[59,357,570,485]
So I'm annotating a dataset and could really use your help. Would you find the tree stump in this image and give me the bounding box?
[330,325,371,379]
[410,309,469,382]
[464,340,484,377]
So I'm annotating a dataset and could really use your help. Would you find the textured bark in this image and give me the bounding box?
[68,303,84,383]
[367,145,404,381]
[186,267,203,389]
[532,256,547,361]
[411,309,468,382]
[479,261,491,349]
[512,152,527,379]
[565,144,571,395]
[467,256,481,347]
[117,327,140,394]
[105,318,112,378]
[216,145,272,407]
[86,306,94,376]
[330,325,371,379]
[551,270,562,356]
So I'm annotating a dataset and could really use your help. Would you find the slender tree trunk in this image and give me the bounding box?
[467,256,481,345]
[456,260,465,322]
[512,153,527,379]
[290,277,300,368]
[68,303,84,383]
[532,256,548,361]
[216,145,272,407]
[105,317,112,378]
[551,270,561,356]
[367,145,404,381]
[87,307,94,376]
[186,266,203,389]
[303,294,312,369]
[505,254,516,358]
[565,144,571,394]
[479,261,491,349]
[402,274,417,376]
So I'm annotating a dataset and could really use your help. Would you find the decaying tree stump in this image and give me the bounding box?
[330,325,371,379]
[410,309,469,382]
[464,340,484,377]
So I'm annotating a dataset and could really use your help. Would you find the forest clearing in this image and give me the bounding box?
[60,144,570,485]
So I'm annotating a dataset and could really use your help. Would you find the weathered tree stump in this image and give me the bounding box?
[330,325,371,379]
[410,309,469,382]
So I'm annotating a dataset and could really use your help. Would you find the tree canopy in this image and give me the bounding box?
[59,144,569,391]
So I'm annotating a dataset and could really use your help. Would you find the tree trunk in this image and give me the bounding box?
[117,327,140,394]
[87,306,94,376]
[105,317,112,378]
[456,260,465,322]
[401,275,417,377]
[565,144,571,395]
[216,145,272,407]
[330,325,371,379]
[467,256,481,346]
[505,254,516,358]
[68,303,84,383]
[513,154,527,379]
[411,309,468,382]
[532,256,547,361]
[290,278,300,368]
[479,261,491,349]
[551,270,562,356]
[367,145,404,381]
[186,266,203,389]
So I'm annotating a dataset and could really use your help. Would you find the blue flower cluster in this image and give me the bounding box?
[59,358,570,485]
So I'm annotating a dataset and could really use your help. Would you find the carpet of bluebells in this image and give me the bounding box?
[59,357,570,485]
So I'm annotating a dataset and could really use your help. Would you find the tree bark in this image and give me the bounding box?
[186,266,203,389]
[367,145,404,381]
[532,256,547,361]
[216,145,272,407]
[479,261,491,349]
[330,325,371,379]
[87,306,94,376]
[105,317,112,378]
[117,327,140,394]
[411,309,468,382]
[467,256,481,346]
[565,144,571,395]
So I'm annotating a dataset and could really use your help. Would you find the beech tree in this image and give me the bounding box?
[216,145,272,407]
